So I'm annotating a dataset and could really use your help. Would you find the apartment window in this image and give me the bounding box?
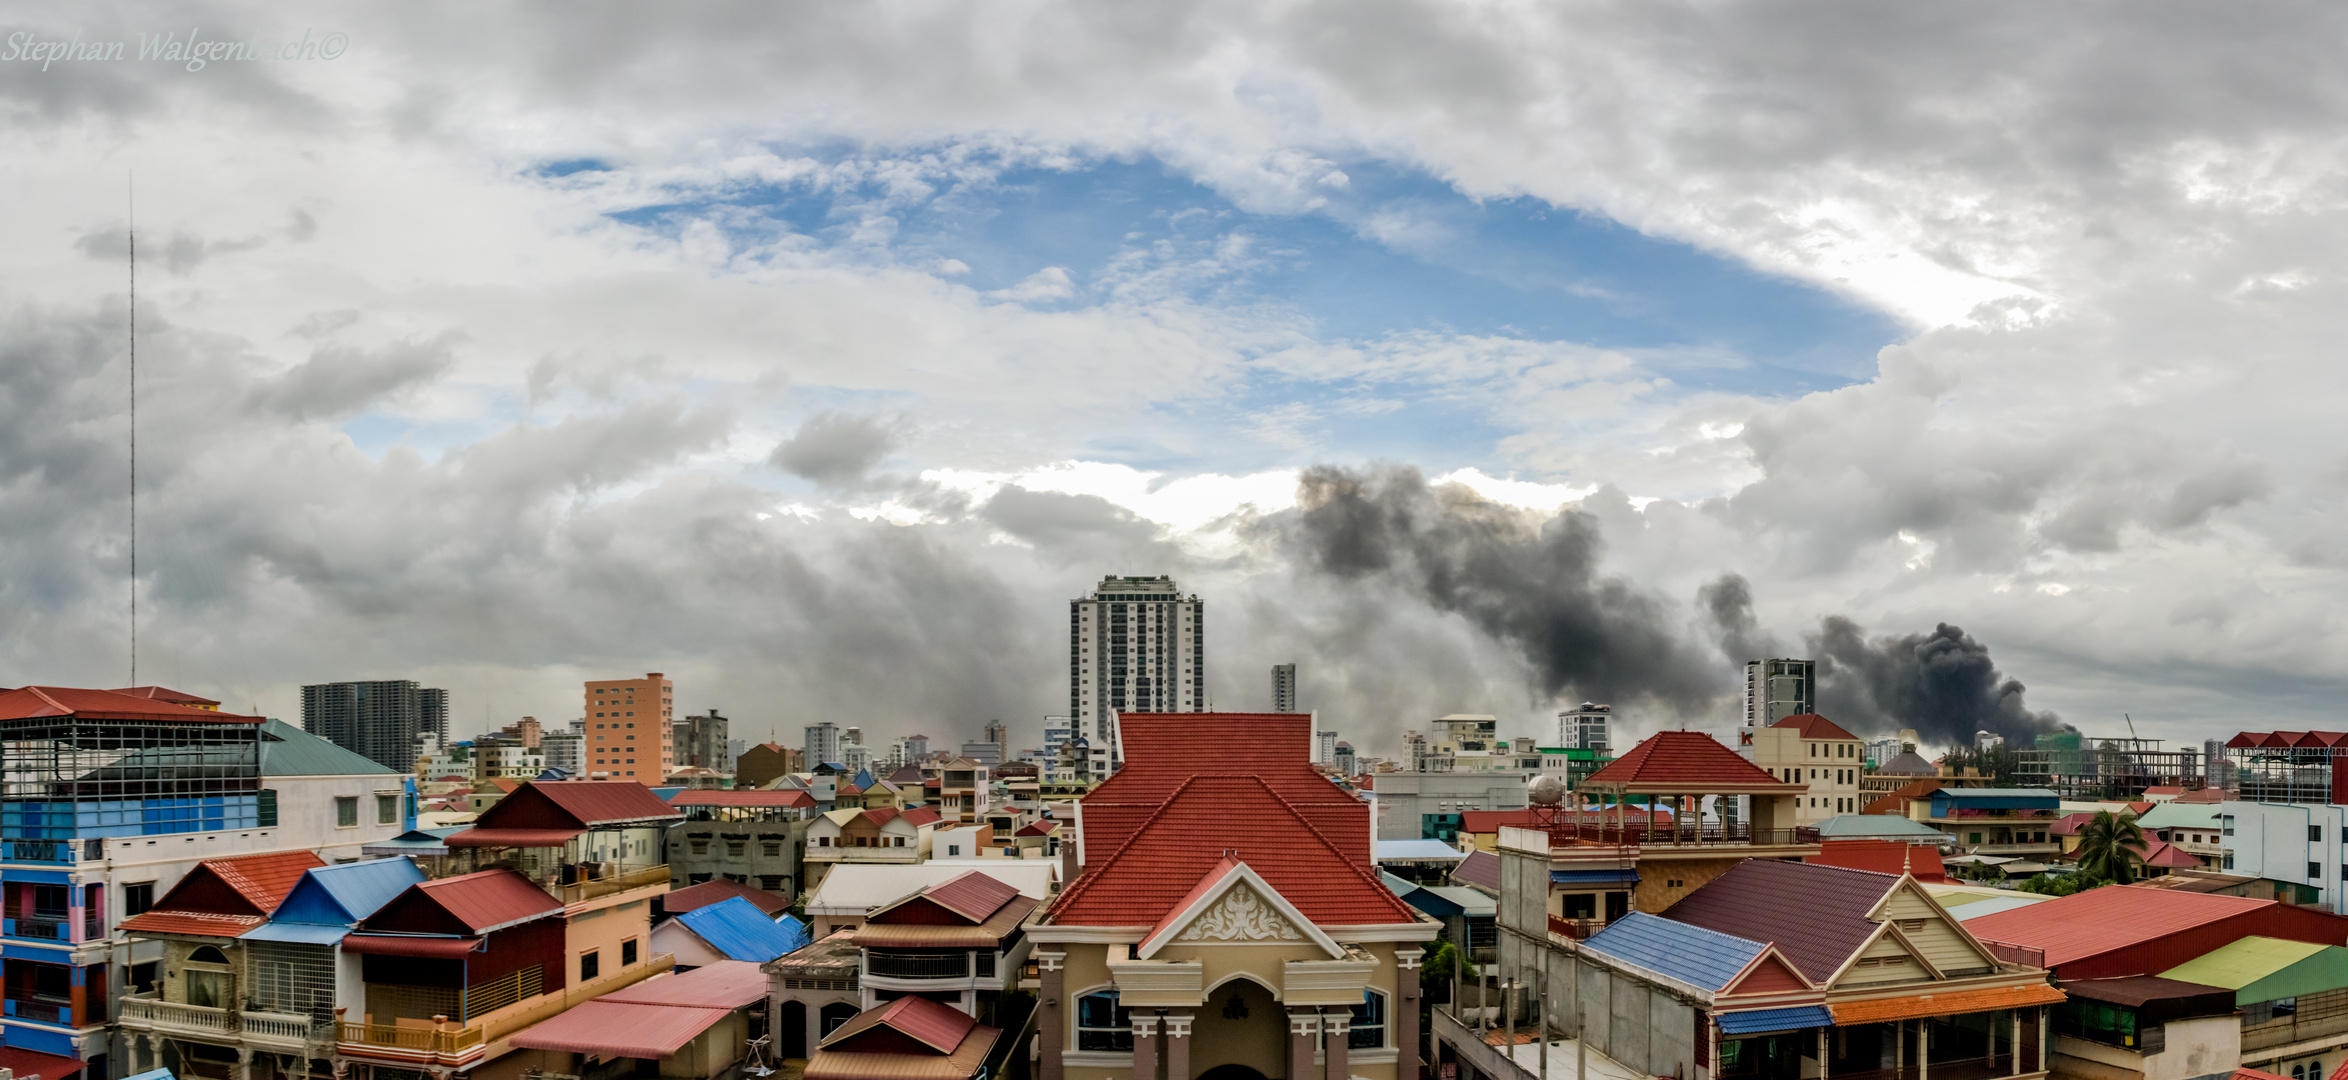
[726,841,745,858]
[2315,826,2326,842]
[257,788,278,828]
[1076,990,1133,1051]
[377,795,399,826]
[759,875,787,891]
[2222,816,2235,836]
[621,939,639,966]
[1350,989,1388,1049]
[2312,863,2324,880]
[762,842,782,858]
[335,797,359,828]
[581,951,600,981]
[948,845,961,856]
[129,961,160,994]
[123,882,155,917]
[691,840,709,855]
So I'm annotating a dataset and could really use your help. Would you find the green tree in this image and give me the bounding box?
[2073,810,2145,885]
[2018,872,2104,896]
[1419,940,1477,1003]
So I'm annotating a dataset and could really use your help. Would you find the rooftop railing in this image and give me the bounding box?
[0,839,105,865]
[1550,822,1821,848]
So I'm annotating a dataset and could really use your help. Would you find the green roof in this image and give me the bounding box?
[259,719,401,776]
[2136,801,2224,830]
[1814,814,1947,839]
[2160,937,2348,1005]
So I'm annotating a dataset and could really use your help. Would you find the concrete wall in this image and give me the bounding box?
[2221,802,2347,911]
[1370,774,1535,840]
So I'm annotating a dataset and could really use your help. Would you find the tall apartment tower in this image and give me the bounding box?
[420,686,449,748]
[806,721,842,769]
[1069,574,1205,773]
[582,672,674,783]
[1556,702,1611,753]
[302,679,446,770]
[1742,659,1816,727]
[1272,663,1298,713]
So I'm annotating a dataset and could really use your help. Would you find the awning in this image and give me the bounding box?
[509,1000,732,1058]
[240,922,352,945]
[340,934,484,959]
[445,827,583,848]
[0,1047,89,1080]
[1831,983,2067,1025]
[1716,1006,1834,1035]
[1552,869,1640,885]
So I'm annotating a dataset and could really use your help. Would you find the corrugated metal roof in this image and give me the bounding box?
[1946,896,2052,922]
[110,685,219,707]
[281,858,428,924]
[0,685,261,723]
[117,910,266,937]
[342,934,481,959]
[500,780,683,828]
[822,995,976,1055]
[257,718,400,776]
[1829,984,2066,1024]
[599,960,768,1010]
[1663,860,1897,983]
[406,869,563,934]
[239,922,351,945]
[1409,886,1496,918]
[666,789,815,808]
[922,871,1022,923]
[675,896,804,962]
[1769,715,1859,741]
[1814,814,1947,840]
[1581,911,1765,993]
[0,1047,89,1080]
[2161,936,2348,1004]
[1961,885,2279,967]
[1376,840,1469,861]
[662,879,790,917]
[444,827,585,848]
[1583,731,1793,791]
[1452,850,1502,891]
[1716,1006,1833,1034]
[510,999,732,1057]
[803,864,1054,914]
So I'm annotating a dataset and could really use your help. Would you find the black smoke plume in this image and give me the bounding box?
[1810,617,2070,748]
[1280,465,1719,709]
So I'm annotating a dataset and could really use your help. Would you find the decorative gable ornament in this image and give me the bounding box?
[1178,885,1303,943]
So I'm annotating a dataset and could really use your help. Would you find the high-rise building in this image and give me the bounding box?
[805,721,842,769]
[1273,663,1298,713]
[496,715,543,748]
[1315,730,1338,766]
[1556,702,1611,753]
[302,679,447,770]
[583,672,674,782]
[1068,574,1205,772]
[541,730,582,774]
[1742,659,1816,727]
[984,721,1009,748]
[674,710,730,771]
[420,686,449,748]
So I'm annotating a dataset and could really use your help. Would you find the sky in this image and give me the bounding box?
[3,2,2345,755]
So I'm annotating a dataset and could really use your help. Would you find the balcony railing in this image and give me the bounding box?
[120,991,331,1048]
[1548,915,1602,940]
[1976,939,2047,969]
[1549,822,1821,848]
[867,952,971,979]
[6,917,66,941]
[6,998,68,1024]
[336,952,674,1066]
[553,864,671,905]
[0,839,104,865]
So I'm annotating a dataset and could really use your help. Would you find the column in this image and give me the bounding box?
[1918,1020,1930,1080]
[1133,1015,1162,1080]
[1038,951,1066,1080]
[1165,1011,1194,1080]
[140,1033,158,1073]
[236,1046,255,1080]
[1290,1007,1321,1080]
[1325,1011,1352,1080]
[1398,950,1424,1080]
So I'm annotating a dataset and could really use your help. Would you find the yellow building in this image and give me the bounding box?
[1748,712,1867,822]
[582,672,674,783]
[1033,713,1439,1080]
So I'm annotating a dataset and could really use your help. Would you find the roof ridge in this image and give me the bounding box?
[1246,775,1418,921]
[1050,775,1204,916]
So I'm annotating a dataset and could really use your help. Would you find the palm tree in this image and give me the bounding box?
[2074,809,2146,884]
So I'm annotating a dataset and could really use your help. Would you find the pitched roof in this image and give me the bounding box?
[1771,714,1860,741]
[387,869,564,935]
[509,1000,733,1059]
[1961,885,2287,968]
[662,878,790,917]
[1581,911,1768,993]
[0,685,260,723]
[275,858,430,925]
[1451,850,1502,892]
[257,718,401,776]
[1813,814,1947,841]
[898,807,944,827]
[801,864,1055,915]
[1806,839,1949,882]
[110,685,221,707]
[1583,730,1794,792]
[118,849,327,938]
[598,959,769,1010]
[211,850,327,911]
[1075,713,1369,866]
[521,780,682,825]
[675,897,808,962]
[1875,751,1938,775]
[922,871,1023,923]
[823,994,977,1055]
[2129,839,2205,869]
[668,788,815,809]
[1662,859,1898,983]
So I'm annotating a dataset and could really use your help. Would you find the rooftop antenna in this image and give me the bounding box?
[127,173,138,687]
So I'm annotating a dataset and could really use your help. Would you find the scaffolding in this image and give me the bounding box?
[2007,732,2204,799]
[2222,731,2348,804]
[0,713,261,842]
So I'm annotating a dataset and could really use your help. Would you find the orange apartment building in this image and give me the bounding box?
[582,673,675,783]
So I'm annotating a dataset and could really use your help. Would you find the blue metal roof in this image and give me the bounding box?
[1927,788,2059,810]
[1376,840,1469,861]
[1717,1006,1833,1035]
[239,922,351,945]
[1579,911,1766,993]
[1552,869,1641,885]
[675,897,807,962]
[272,858,428,925]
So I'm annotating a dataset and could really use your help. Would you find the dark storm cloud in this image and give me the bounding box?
[1811,617,2068,748]
[769,410,903,487]
[1275,464,1720,710]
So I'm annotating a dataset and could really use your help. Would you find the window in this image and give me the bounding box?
[335,797,358,828]
[581,951,600,980]
[123,882,155,917]
[377,794,399,826]
[948,845,961,856]
[1076,990,1133,1051]
[763,842,782,858]
[1350,989,1388,1049]
[129,961,159,994]
[622,939,639,966]
[2316,826,2327,842]
[2312,863,2324,880]
[691,840,709,855]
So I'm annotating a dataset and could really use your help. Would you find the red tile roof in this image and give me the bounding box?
[1050,774,1419,928]
[1079,713,1368,864]
[212,850,327,911]
[116,910,271,938]
[865,807,901,827]
[117,849,325,938]
[1584,730,1796,792]
[1770,714,1861,741]
[0,685,259,723]
[1663,860,1901,983]
[1015,820,1058,837]
[1961,885,2298,968]
[402,869,563,934]
[523,780,684,825]
[898,807,944,827]
[1451,850,1502,892]
[109,685,221,707]
[922,871,1022,923]
[510,1000,732,1058]
[824,994,977,1055]
[662,879,789,917]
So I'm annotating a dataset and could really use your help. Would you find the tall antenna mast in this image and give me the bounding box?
[128,174,137,686]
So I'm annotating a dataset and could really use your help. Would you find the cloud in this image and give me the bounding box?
[253,336,460,421]
[769,411,906,487]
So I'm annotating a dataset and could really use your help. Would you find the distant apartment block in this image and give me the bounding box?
[673,709,729,771]
[582,672,674,781]
[1556,701,1611,753]
[301,679,447,770]
[1069,574,1204,772]
[1272,662,1297,712]
[806,721,842,769]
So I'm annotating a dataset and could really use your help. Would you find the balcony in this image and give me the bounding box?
[1547,822,1821,849]
[5,917,66,941]
[1546,916,1602,941]
[553,864,670,906]
[869,952,969,979]
[0,839,105,866]
[4,997,70,1025]
[117,993,328,1053]
[335,952,674,1068]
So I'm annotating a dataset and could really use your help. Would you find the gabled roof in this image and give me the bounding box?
[1135,856,1345,959]
[110,685,220,707]
[1662,860,1900,983]
[0,685,260,723]
[674,897,809,962]
[1583,731,1794,793]
[922,871,1023,923]
[801,864,1055,915]
[662,878,790,918]
[899,806,945,827]
[1015,820,1059,837]
[510,1000,733,1059]
[1875,751,1938,776]
[272,858,430,926]
[666,788,815,809]
[1581,911,1768,994]
[522,780,683,825]
[1451,850,1502,892]
[2129,839,2205,869]
[257,718,401,776]
[361,868,562,936]
[599,960,769,1010]
[1076,713,1369,867]
[118,849,327,938]
[1813,814,1947,841]
[822,993,978,1054]
[1807,839,1949,882]
[1770,714,1860,741]
[448,780,682,846]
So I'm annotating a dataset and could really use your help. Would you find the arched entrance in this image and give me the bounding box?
[778,1000,807,1058]
[1188,979,1286,1079]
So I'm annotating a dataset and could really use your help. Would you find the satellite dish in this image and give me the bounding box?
[1526,773,1567,806]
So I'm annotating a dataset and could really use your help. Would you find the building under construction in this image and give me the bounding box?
[2221,731,2348,804]
[2006,731,2205,798]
